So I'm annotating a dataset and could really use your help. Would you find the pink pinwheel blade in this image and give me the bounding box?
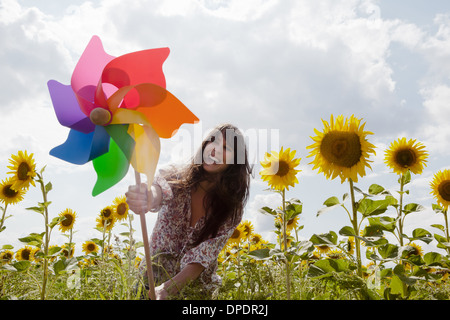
[71,36,115,116]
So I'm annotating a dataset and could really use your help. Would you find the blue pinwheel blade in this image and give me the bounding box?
[50,126,110,165]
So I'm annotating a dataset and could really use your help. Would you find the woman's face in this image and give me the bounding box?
[202,132,234,174]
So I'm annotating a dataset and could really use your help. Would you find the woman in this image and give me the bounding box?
[126,123,252,299]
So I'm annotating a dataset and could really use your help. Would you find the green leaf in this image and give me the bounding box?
[368,184,386,195]
[285,199,303,220]
[398,170,411,186]
[247,248,271,260]
[357,198,392,216]
[308,259,352,277]
[259,206,277,216]
[430,224,445,232]
[424,252,443,266]
[339,226,356,236]
[324,196,340,207]
[368,216,397,233]
[13,260,31,272]
[378,243,399,259]
[403,203,425,215]
[48,246,62,256]
[390,275,408,298]
[18,233,44,246]
[317,197,341,217]
[309,231,338,246]
[2,244,14,250]
[53,259,66,275]
[45,182,52,193]
[432,204,444,214]
[49,216,64,229]
[26,206,44,215]
[411,228,432,244]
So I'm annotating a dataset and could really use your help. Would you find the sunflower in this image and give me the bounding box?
[286,215,300,231]
[407,242,424,257]
[82,241,99,255]
[16,246,33,261]
[0,250,14,264]
[58,208,77,232]
[228,224,245,245]
[240,220,254,240]
[384,137,428,175]
[96,215,115,231]
[307,114,376,183]
[113,196,129,221]
[7,150,36,191]
[31,247,42,263]
[346,237,355,255]
[96,206,116,231]
[0,177,26,205]
[260,147,301,191]
[61,244,75,258]
[430,169,450,210]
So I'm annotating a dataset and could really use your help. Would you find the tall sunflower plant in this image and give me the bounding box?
[259,146,310,299]
[307,114,383,277]
[430,169,450,255]
[1,151,79,299]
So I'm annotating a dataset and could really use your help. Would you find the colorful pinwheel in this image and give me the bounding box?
[48,35,198,196]
[48,35,199,299]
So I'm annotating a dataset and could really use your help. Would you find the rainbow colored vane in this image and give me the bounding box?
[48,36,198,196]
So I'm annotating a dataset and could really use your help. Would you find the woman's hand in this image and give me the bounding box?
[154,284,169,300]
[125,183,151,214]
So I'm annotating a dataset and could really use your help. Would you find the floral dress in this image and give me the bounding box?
[143,165,241,296]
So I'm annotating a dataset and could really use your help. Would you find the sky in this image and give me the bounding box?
[1,0,450,257]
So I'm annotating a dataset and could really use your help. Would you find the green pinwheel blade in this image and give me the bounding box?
[92,138,130,196]
[104,124,135,162]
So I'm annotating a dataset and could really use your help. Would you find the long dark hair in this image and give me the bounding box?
[172,124,252,246]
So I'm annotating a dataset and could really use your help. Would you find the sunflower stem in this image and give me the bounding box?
[37,172,50,300]
[0,204,7,232]
[349,179,362,277]
[443,209,450,255]
[282,188,291,299]
[398,173,405,247]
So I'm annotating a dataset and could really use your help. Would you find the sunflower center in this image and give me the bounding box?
[231,229,241,239]
[87,243,96,251]
[21,249,31,260]
[62,214,74,227]
[395,149,416,168]
[3,184,18,198]
[102,208,112,218]
[438,180,450,201]
[17,162,30,180]
[320,131,362,168]
[276,160,290,177]
[117,203,127,216]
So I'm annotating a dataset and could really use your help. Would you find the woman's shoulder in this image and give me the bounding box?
[157,163,190,184]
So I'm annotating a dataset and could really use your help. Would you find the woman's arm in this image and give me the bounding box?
[126,183,162,214]
[155,263,205,300]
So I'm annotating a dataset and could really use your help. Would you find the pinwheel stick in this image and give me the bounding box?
[134,170,156,300]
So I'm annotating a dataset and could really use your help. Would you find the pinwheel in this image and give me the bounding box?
[47,35,199,299]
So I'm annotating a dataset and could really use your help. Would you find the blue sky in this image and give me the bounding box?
[1,0,450,256]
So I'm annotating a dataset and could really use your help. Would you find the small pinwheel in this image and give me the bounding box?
[48,35,198,196]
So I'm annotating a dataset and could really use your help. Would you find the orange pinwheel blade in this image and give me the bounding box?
[107,83,199,139]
